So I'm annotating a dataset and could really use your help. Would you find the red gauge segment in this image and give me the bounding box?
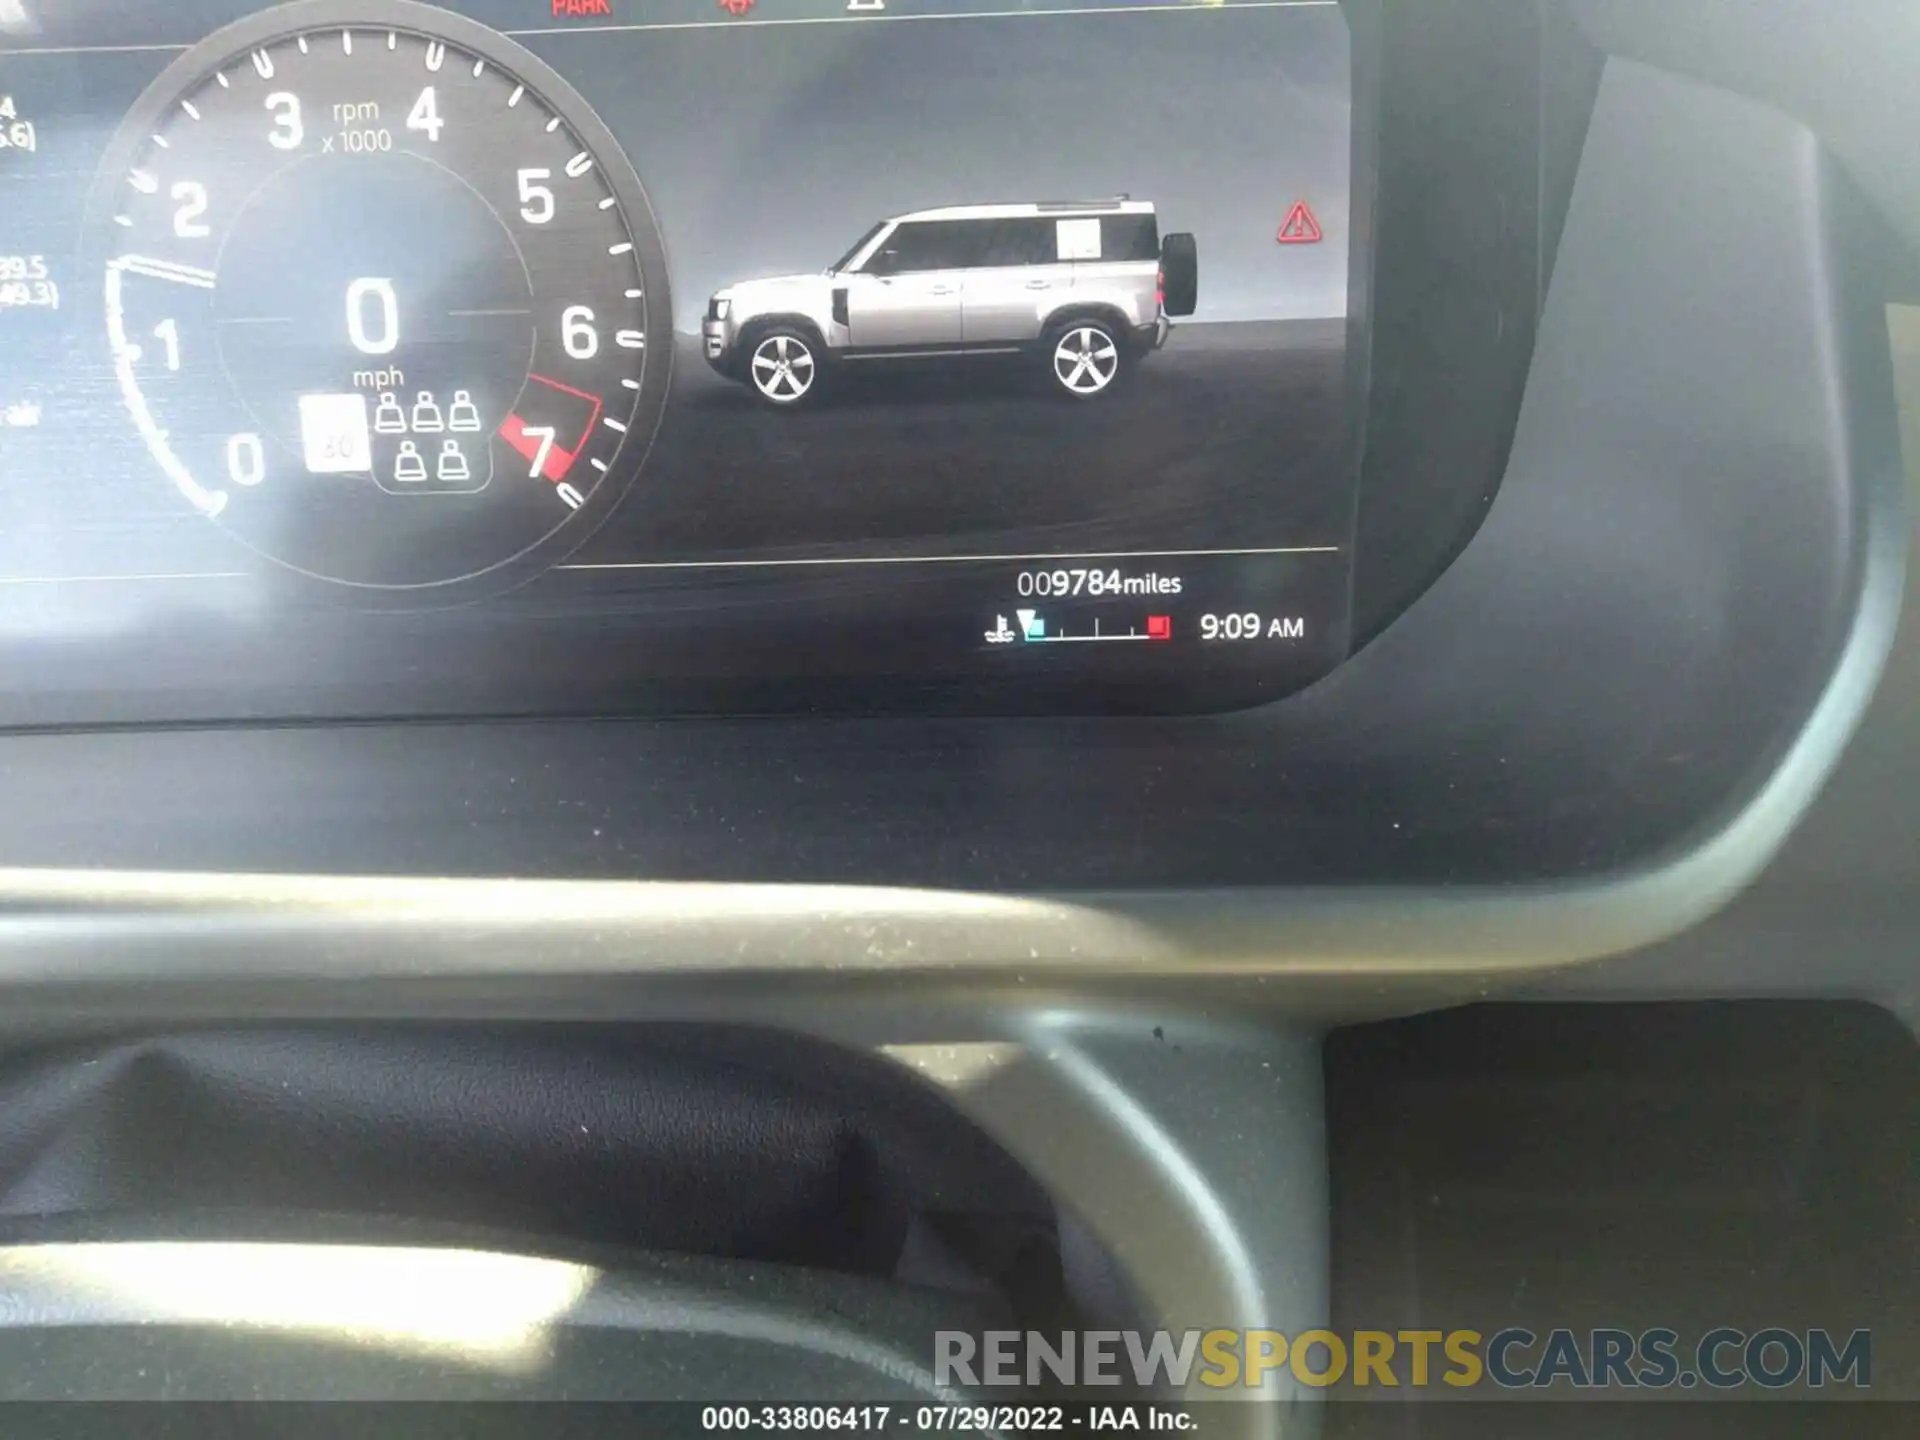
[499,374,603,485]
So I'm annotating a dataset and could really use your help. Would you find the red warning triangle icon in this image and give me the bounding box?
[1276,200,1323,245]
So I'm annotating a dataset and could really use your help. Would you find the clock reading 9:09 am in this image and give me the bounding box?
[90,0,672,593]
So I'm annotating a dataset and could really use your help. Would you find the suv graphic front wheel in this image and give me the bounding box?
[1047,320,1125,399]
[747,328,822,408]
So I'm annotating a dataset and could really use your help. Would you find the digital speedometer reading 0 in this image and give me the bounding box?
[88,0,672,592]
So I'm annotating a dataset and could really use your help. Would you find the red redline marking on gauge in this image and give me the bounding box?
[498,374,604,483]
[498,412,578,481]
[1276,199,1322,244]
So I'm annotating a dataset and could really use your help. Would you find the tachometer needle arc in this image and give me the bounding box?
[111,255,218,289]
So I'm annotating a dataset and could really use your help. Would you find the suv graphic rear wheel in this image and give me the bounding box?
[748,328,822,408]
[1047,320,1125,399]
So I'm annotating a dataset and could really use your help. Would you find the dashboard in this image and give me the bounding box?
[0,0,1903,908]
[0,0,1915,1431]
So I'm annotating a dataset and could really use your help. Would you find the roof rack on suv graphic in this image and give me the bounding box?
[1035,196,1132,211]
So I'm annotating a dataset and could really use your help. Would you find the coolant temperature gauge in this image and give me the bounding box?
[985,609,1174,644]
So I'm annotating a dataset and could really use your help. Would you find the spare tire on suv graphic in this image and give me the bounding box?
[1159,230,1198,320]
[702,200,1197,408]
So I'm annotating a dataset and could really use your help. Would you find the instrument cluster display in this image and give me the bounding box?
[0,0,1356,719]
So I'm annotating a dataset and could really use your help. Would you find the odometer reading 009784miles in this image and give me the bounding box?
[89,0,672,593]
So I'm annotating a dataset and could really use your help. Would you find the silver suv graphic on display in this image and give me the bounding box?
[703,200,1199,407]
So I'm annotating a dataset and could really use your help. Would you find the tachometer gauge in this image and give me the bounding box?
[87,0,672,594]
